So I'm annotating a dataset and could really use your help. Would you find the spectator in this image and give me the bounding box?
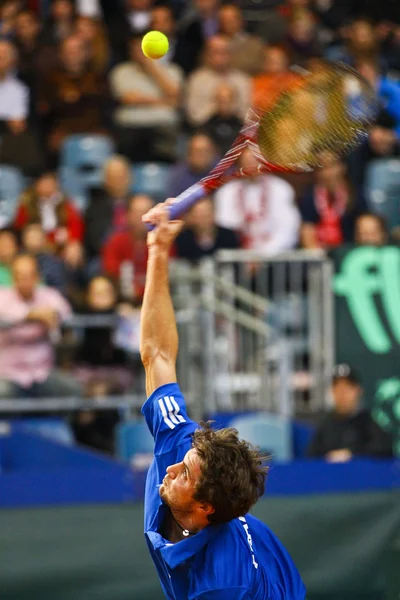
[299,153,366,250]
[21,222,67,292]
[215,147,300,254]
[110,33,183,162]
[61,238,89,307]
[0,0,22,39]
[325,17,380,66]
[85,155,132,261]
[203,83,243,155]
[0,118,45,177]
[285,9,322,66]
[355,213,389,247]
[102,194,153,303]
[150,3,203,75]
[167,132,218,197]
[347,109,400,189]
[186,34,250,128]
[218,3,264,76]
[252,45,300,113]
[42,0,76,46]
[0,39,29,133]
[176,195,240,262]
[38,34,109,158]
[14,172,84,248]
[0,253,80,398]
[0,229,18,286]
[181,0,219,41]
[74,15,110,74]
[108,0,154,63]
[357,58,400,139]
[307,364,393,460]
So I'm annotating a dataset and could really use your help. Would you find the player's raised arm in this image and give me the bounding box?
[140,201,183,397]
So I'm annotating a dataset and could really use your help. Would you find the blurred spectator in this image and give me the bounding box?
[60,239,88,307]
[42,0,76,46]
[308,364,393,460]
[181,0,219,40]
[102,194,153,303]
[176,195,240,262]
[21,222,67,292]
[110,33,183,162]
[167,132,218,197]
[85,155,132,261]
[38,34,109,158]
[0,253,80,398]
[325,18,380,66]
[357,58,400,139]
[347,109,400,188]
[252,45,300,113]
[0,229,18,286]
[0,118,45,177]
[74,15,110,74]
[14,9,57,97]
[186,34,250,128]
[218,3,264,76]
[14,172,84,247]
[108,0,154,63]
[0,0,22,39]
[203,83,242,155]
[285,9,322,66]
[215,147,300,254]
[151,3,203,75]
[73,275,133,393]
[300,153,366,250]
[355,213,388,247]
[0,39,29,133]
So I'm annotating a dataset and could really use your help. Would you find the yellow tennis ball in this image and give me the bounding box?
[141,31,169,60]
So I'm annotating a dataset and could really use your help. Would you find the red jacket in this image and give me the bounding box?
[14,201,84,244]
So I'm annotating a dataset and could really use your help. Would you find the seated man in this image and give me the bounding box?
[139,201,306,600]
[0,254,80,399]
[308,364,393,461]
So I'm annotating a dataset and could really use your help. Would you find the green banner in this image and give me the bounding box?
[1,494,399,600]
[332,245,400,455]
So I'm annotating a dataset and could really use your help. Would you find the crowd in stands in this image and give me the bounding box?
[0,0,398,454]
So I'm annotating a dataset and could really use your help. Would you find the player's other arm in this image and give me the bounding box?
[140,204,183,397]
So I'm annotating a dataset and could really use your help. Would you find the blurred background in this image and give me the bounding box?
[0,0,399,598]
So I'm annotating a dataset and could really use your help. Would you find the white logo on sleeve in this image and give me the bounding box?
[158,396,186,430]
[239,516,259,569]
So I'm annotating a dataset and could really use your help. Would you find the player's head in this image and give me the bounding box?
[160,423,268,525]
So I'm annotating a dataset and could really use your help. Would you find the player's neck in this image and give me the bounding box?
[169,507,208,539]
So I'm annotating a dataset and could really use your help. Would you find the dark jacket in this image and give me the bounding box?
[307,409,393,458]
[84,189,128,259]
[176,226,240,263]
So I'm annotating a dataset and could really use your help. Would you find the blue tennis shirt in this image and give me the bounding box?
[142,383,306,600]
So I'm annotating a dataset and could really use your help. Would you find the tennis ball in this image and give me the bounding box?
[141,31,169,60]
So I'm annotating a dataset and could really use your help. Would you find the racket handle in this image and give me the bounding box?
[147,183,206,230]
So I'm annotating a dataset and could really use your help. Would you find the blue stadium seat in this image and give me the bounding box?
[10,418,75,446]
[0,165,25,226]
[365,158,400,230]
[131,162,171,201]
[229,413,292,462]
[116,420,154,469]
[58,166,89,211]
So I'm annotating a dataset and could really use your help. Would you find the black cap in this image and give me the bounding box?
[332,364,360,385]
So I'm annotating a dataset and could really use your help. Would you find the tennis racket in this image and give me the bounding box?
[154,60,378,225]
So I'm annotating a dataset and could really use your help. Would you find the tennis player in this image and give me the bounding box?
[140,201,306,600]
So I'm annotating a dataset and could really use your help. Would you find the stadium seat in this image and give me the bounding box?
[0,165,25,227]
[229,413,292,461]
[58,166,89,211]
[365,158,400,230]
[10,418,75,446]
[116,420,154,469]
[131,162,172,201]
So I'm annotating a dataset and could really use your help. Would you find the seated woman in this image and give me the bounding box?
[299,153,367,251]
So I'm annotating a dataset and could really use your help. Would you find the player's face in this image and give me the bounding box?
[159,448,203,512]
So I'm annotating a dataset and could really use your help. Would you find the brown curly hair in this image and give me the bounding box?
[192,423,268,525]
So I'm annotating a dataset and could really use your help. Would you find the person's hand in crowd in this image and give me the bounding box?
[55,227,70,246]
[325,449,353,463]
[26,307,59,330]
[62,240,85,269]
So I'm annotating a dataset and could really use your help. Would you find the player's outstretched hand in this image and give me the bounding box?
[142,199,183,252]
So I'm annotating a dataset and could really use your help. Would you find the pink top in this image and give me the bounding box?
[0,287,71,387]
